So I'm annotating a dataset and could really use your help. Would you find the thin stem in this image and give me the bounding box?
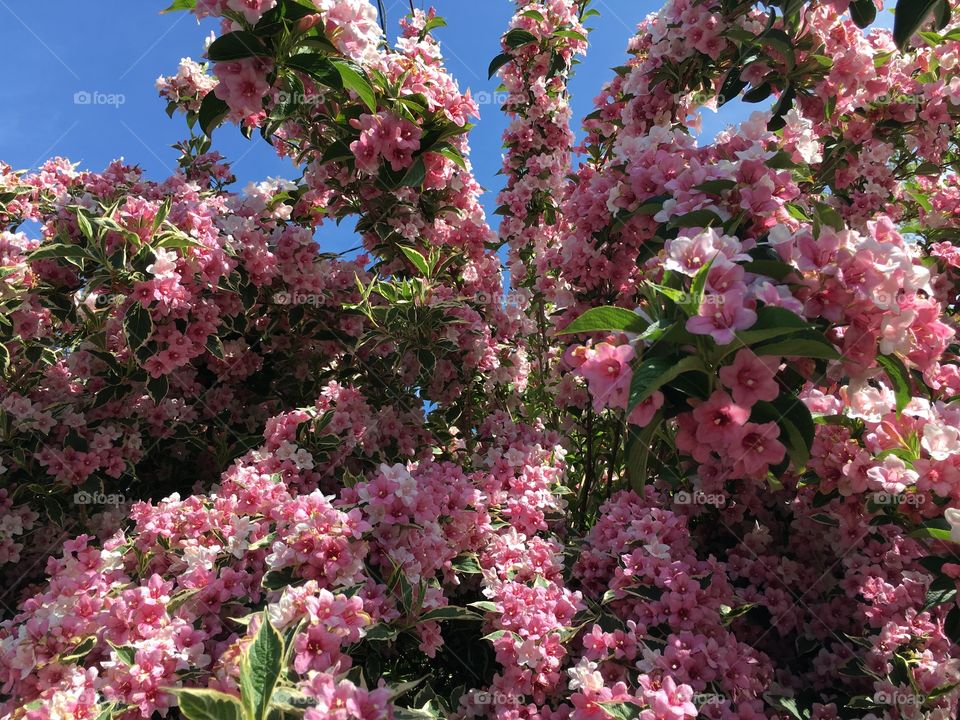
[578,410,596,531]
[376,0,388,35]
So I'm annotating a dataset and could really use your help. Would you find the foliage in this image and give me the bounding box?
[3,0,960,719]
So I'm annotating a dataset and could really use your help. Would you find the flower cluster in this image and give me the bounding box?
[3,0,960,718]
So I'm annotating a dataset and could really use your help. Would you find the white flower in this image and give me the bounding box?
[380,462,417,502]
[922,423,960,461]
[644,540,670,559]
[568,659,605,692]
[945,508,960,544]
[226,516,253,558]
[845,381,895,423]
[517,638,540,668]
[275,441,297,461]
[504,448,527,467]
[292,448,315,470]
[145,248,178,279]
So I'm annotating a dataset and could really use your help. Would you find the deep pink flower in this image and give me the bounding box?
[692,391,750,446]
[718,350,781,406]
[686,291,758,345]
[732,422,786,476]
[579,343,635,412]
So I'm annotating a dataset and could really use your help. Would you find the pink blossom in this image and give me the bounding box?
[719,350,780,406]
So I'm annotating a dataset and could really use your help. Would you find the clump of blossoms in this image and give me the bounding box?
[3,0,960,718]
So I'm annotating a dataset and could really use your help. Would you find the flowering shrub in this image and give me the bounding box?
[3,0,960,718]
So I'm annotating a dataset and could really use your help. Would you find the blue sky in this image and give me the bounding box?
[0,0,764,252]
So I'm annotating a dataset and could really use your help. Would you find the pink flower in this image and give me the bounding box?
[692,390,750,446]
[718,350,780,406]
[648,677,697,720]
[628,390,664,427]
[579,343,635,412]
[732,422,786,476]
[685,291,757,345]
[225,0,277,23]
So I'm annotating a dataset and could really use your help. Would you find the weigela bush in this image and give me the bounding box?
[2,0,960,718]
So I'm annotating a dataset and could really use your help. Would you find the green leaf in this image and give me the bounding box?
[598,701,642,720]
[504,29,538,49]
[773,696,808,720]
[0,343,9,377]
[753,394,815,468]
[934,0,952,29]
[743,82,773,103]
[207,31,270,62]
[161,0,196,12]
[206,335,225,360]
[877,354,911,412]
[418,606,482,622]
[198,92,230,137]
[625,411,663,491]
[399,246,430,276]
[733,306,812,346]
[924,576,958,610]
[271,688,316,712]
[910,525,954,542]
[451,553,482,574]
[108,642,137,667]
[894,0,941,49]
[365,623,399,641]
[28,244,88,262]
[850,0,877,27]
[488,52,512,79]
[685,256,714,316]
[813,203,844,232]
[93,703,118,720]
[167,588,201,613]
[147,374,169,403]
[467,601,498,612]
[169,689,244,720]
[436,145,467,170]
[400,156,426,187]
[628,356,706,411]
[667,209,724,228]
[60,636,98,664]
[331,60,377,112]
[767,84,796,132]
[741,258,797,281]
[123,303,153,351]
[718,65,747,106]
[694,179,737,194]
[286,54,341,88]
[558,306,647,335]
[753,331,839,360]
[239,614,284,720]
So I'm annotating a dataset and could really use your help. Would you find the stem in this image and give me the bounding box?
[578,409,596,531]
[606,419,624,499]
